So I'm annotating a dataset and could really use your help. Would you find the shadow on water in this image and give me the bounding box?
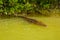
[0,15,17,19]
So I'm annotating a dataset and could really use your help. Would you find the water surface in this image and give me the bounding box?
[0,17,60,40]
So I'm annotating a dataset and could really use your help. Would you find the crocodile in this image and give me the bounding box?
[15,15,47,27]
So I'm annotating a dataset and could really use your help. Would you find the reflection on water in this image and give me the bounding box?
[0,17,60,40]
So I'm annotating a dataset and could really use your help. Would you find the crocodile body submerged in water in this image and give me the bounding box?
[15,15,47,27]
[0,13,47,27]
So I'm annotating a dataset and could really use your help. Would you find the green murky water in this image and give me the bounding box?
[0,17,60,40]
